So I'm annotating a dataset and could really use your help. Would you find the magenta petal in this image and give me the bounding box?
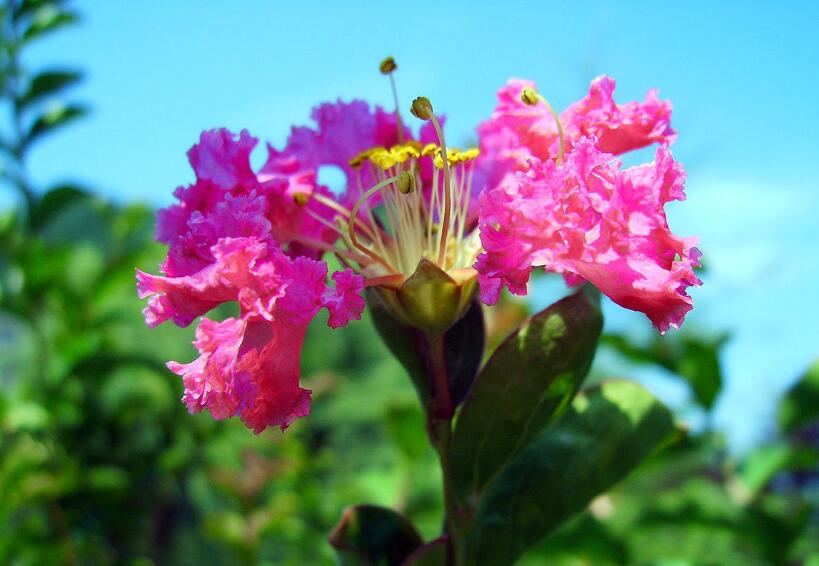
[476,138,700,333]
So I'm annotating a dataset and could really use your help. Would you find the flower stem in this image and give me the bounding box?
[424,331,460,564]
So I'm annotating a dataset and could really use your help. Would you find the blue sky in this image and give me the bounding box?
[16,1,819,451]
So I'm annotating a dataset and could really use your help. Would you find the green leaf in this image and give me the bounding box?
[779,359,819,433]
[461,380,681,566]
[328,504,423,566]
[402,538,448,565]
[25,103,87,146]
[17,69,82,109]
[22,5,78,43]
[449,288,602,506]
[368,292,485,411]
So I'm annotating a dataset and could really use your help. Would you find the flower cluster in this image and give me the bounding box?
[138,67,700,432]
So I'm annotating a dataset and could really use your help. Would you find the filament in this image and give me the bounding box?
[348,174,404,273]
[537,94,565,166]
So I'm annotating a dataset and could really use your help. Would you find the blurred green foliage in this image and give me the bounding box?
[0,2,816,564]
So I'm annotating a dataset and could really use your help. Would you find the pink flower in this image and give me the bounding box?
[476,138,701,333]
[138,127,368,432]
[478,76,675,188]
[139,73,700,432]
[138,235,364,432]
[285,100,403,206]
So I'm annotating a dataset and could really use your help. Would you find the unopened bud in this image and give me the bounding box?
[520,87,539,106]
[396,170,415,194]
[410,96,433,120]
[379,56,397,74]
[293,192,310,206]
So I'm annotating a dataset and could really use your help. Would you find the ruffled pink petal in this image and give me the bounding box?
[162,192,273,277]
[476,138,700,333]
[159,241,365,433]
[156,127,340,265]
[168,315,312,432]
[476,76,676,191]
[170,316,246,419]
[257,144,340,257]
[562,76,676,155]
[283,100,402,206]
[137,237,269,328]
[187,128,258,191]
[323,270,366,329]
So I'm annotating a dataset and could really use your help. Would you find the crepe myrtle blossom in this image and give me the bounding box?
[475,79,700,334]
[137,59,700,432]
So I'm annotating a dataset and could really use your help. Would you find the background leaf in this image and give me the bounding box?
[779,359,819,433]
[461,380,681,565]
[25,103,86,146]
[22,5,78,43]
[16,69,82,109]
[602,332,728,411]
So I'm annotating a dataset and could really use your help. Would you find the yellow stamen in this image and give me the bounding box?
[521,86,565,165]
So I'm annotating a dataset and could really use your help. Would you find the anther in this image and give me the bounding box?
[410,97,434,120]
[520,87,539,106]
[293,192,310,206]
[379,56,397,74]
[396,170,415,194]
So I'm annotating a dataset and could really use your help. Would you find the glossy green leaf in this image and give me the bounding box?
[461,380,681,565]
[779,359,819,433]
[328,504,423,566]
[449,288,602,505]
[17,69,82,109]
[25,103,87,146]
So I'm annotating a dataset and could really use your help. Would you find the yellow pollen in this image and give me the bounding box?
[349,146,383,169]
[293,192,310,206]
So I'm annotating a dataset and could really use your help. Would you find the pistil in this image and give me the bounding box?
[380,56,405,143]
[411,97,453,268]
